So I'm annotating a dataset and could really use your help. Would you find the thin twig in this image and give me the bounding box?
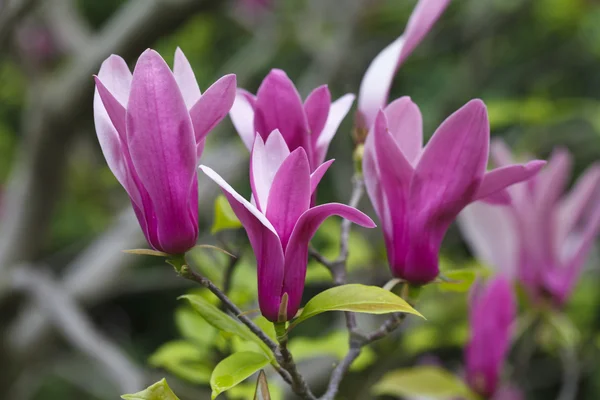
[277,340,318,400]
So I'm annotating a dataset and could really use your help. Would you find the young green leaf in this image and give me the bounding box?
[148,340,212,384]
[372,366,477,399]
[121,378,179,400]
[254,370,271,400]
[179,294,273,358]
[291,284,423,327]
[210,352,270,399]
[211,194,242,234]
[438,269,480,292]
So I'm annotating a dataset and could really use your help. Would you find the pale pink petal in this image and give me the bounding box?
[357,0,451,128]
[250,130,290,211]
[535,147,572,208]
[457,202,518,278]
[173,47,201,109]
[189,74,237,144]
[97,54,132,105]
[314,93,355,166]
[229,89,257,150]
[266,148,311,250]
[383,96,423,165]
[304,85,331,138]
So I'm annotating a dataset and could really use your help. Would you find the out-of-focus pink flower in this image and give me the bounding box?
[466,277,516,398]
[458,142,600,306]
[229,69,355,171]
[94,48,236,254]
[356,0,452,132]
[363,98,545,284]
[200,130,375,321]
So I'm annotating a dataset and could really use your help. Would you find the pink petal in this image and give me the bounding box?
[457,202,518,278]
[250,130,290,211]
[310,159,334,196]
[304,85,331,138]
[127,49,197,254]
[490,139,515,167]
[173,47,201,109]
[383,96,423,165]
[313,93,355,167]
[363,125,386,224]
[535,147,572,208]
[229,89,257,150]
[94,76,127,141]
[189,74,237,144]
[373,110,413,268]
[96,54,132,105]
[283,203,375,320]
[254,69,310,157]
[411,99,489,225]
[266,148,311,250]
[357,0,451,128]
[199,165,284,322]
[556,163,600,246]
[474,160,546,202]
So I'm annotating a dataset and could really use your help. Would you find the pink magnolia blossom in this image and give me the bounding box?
[466,277,516,398]
[229,69,355,170]
[200,130,375,322]
[94,48,236,254]
[357,0,452,131]
[363,98,545,284]
[458,142,600,306]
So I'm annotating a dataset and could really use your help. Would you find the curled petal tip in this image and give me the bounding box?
[526,160,547,172]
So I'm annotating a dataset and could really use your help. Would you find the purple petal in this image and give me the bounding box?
[357,0,451,128]
[313,93,355,167]
[199,165,285,322]
[490,139,515,167]
[466,277,516,398]
[229,89,257,150]
[304,85,331,138]
[411,99,489,225]
[384,96,423,165]
[310,159,334,196]
[250,130,290,211]
[127,49,198,254]
[535,147,572,209]
[474,160,546,202]
[373,110,414,278]
[283,203,375,320]
[189,74,237,144]
[266,148,311,250]
[254,69,310,157]
[94,76,127,141]
[457,202,518,278]
[173,47,201,109]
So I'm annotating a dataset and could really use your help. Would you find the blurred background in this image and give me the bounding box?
[1,0,600,399]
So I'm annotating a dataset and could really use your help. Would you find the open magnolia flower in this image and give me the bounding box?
[94,48,236,254]
[200,130,375,322]
[229,68,355,171]
[363,98,545,284]
[458,143,600,306]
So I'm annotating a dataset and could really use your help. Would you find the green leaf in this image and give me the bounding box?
[121,378,180,400]
[148,340,212,384]
[438,269,479,292]
[210,352,270,399]
[211,194,242,234]
[291,284,423,327]
[175,307,217,345]
[288,331,375,371]
[372,366,477,400]
[180,294,273,358]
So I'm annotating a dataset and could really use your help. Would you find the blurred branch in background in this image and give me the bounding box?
[0,0,38,51]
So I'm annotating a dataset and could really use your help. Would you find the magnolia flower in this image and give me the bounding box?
[466,277,516,398]
[357,0,452,132]
[363,98,545,284]
[94,49,236,254]
[229,69,355,170]
[458,143,600,306]
[200,130,375,322]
